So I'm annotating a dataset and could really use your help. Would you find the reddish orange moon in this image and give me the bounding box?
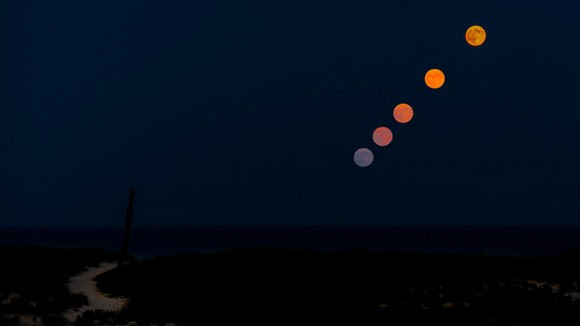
[465,25,486,46]
[425,69,445,89]
[372,127,393,147]
[393,103,413,123]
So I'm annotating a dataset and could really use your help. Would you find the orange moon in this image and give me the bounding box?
[465,25,486,46]
[372,127,393,146]
[424,69,445,89]
[393,103,413,123]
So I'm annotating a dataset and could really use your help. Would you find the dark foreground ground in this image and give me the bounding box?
[96,248,580,326]
[0,247,121,325]
[2,247,580,325]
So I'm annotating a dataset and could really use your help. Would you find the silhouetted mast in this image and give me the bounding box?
[120,189,135,263]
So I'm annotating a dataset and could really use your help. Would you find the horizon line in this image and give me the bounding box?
[1,224,580,228]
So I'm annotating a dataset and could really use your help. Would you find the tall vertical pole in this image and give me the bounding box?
[120,189,135,265]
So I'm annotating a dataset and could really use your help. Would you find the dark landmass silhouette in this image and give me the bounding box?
[2,247,580,325]
[96,247,580,325]
[0,247,122,325]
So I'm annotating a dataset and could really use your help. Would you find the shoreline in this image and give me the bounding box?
[65,262,127,323]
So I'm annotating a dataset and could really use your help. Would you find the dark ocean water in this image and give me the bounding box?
[0,226,579,258]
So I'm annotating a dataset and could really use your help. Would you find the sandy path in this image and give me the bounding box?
[64,262,127,322]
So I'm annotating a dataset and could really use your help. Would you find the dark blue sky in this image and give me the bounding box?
[2,1,580,226]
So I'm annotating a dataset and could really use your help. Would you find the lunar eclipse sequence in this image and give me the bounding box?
[353,25,486,167]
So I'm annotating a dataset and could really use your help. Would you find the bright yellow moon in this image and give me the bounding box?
[424,69,445,89]
[466,25,486,46]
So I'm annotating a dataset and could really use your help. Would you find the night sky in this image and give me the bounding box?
[2,1,580,226]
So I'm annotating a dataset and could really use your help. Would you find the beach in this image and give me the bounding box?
[1,246,580,325]
[65,262,127,323]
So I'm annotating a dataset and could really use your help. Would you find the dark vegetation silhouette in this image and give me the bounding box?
[0,247,121,326]
[94,247,580,325]
[2,246,580,325]
[119,189,135,266]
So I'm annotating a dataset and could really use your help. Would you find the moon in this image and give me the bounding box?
[424,69,445,89]
[372,127,393,147]
[393,103,414,123]
[353,148,374,167]
[466,25,486,46]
